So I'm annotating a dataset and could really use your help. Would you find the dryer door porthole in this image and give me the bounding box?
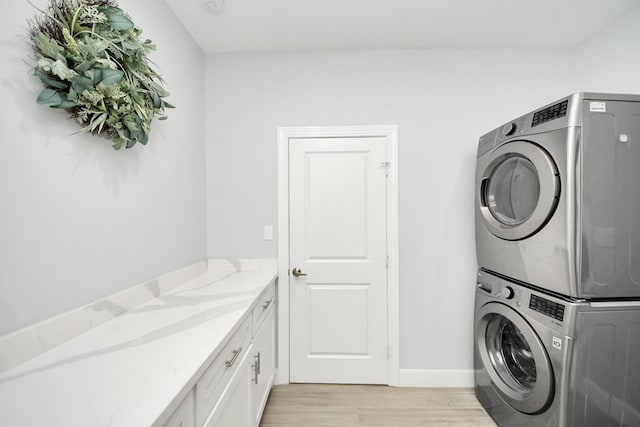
[478,140,560,241]
[476,302,554,414]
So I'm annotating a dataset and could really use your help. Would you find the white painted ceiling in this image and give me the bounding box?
[164,0,640,53]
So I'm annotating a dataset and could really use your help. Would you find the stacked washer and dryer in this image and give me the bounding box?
[474,93,640,427]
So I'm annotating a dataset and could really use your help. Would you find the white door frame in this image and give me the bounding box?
[276,125,400,386]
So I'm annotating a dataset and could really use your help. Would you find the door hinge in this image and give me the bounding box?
[380,162,391,177]
[385,255,389,268]
[387,344,392,360]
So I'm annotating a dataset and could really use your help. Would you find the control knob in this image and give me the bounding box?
[502,286,515,300]
[502,122,516,136]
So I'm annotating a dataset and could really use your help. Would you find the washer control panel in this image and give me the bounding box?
[529,294,565,321]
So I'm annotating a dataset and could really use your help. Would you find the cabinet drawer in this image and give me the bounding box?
[163,389,194,427]
[196,317,251,427]
[252,282,275,336]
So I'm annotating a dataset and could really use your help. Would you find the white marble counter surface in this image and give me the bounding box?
[0,261,277,427]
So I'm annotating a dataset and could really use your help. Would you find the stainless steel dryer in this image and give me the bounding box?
[475,92,640,299]
[474,270,640,427]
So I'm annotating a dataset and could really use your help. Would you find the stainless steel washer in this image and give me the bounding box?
[474,270,640,426]
[475,92,640,299]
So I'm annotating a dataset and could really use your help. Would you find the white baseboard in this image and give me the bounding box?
[275,369,475,388]
[398,369,475,388]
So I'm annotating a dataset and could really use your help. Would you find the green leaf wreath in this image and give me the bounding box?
[28,0,174,150]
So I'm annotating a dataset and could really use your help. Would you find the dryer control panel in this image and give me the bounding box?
[531,99,569,127]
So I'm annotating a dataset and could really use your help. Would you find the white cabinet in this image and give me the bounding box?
[162,390,194,427]
[205,350,253,427]
[252,283,275,334]
[250,307,275,426]
[199,281,276,427]
[196,319,251,427]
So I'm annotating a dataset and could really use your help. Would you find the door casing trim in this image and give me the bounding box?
[276,125,400,386]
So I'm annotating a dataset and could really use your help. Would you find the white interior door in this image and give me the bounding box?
[288,136,389,384]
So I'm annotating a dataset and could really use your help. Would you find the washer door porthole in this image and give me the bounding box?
[486,314,537,393]
[476,303,554,414]
[478,141,560,241]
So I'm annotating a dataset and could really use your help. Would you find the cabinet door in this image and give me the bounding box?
[251,308,275,426]
[163,390,194,427]
[196,318,251,426]
[206,352,252,427]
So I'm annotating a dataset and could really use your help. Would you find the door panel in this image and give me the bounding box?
[307,153,368,259]
[289,137,388,384]
[307,284,369,355]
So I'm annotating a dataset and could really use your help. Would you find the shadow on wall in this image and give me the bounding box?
[6,81,143,194]
[69,138,142,194]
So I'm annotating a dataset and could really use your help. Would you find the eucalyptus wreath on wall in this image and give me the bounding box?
[28,0,174,150]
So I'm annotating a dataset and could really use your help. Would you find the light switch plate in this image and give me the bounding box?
[264,226,273,241]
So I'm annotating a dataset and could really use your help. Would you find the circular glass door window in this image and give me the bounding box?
[477,140,560,241]
[476,303,554,414]
[486,314,537,393]
[485,155,540,226]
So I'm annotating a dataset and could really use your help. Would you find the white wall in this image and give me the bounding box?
[575,7,640,92]
[205,49,575,369]
[0,1,206,336]
[4,0,637,374]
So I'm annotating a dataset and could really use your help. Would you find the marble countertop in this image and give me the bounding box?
[0,265,277,426]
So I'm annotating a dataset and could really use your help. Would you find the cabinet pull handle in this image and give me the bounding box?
[251,353,260,384]
[262,299,272,310]
[225,346,242,368]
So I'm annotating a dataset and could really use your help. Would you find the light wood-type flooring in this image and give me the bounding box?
[259,384,498,427]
